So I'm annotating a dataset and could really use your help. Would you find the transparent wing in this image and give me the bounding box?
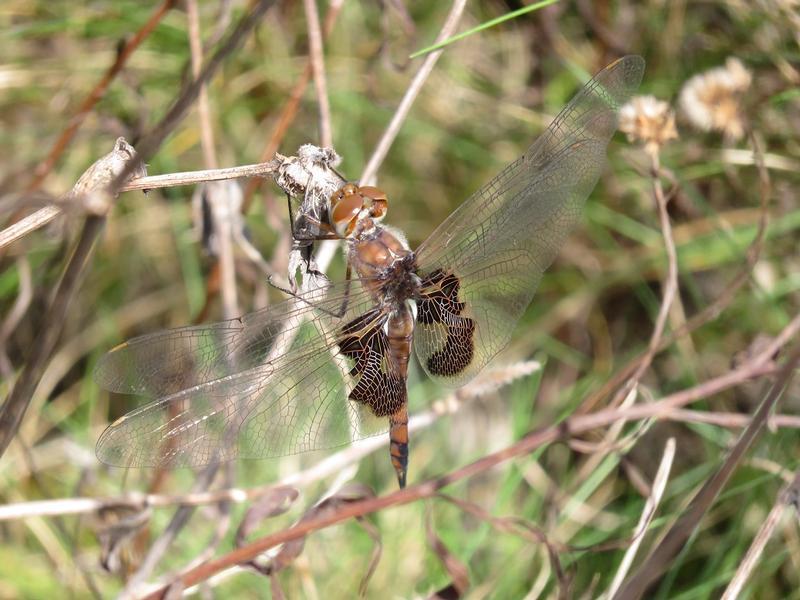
[413,56,645,386]
[94,278,404,467]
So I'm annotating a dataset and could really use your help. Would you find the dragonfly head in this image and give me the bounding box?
[330,183,389,237]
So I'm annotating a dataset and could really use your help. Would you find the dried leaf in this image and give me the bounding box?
[93,503,151,574]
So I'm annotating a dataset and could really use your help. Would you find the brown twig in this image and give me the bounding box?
[0,361,539,521]
[603,438,675,599]
[195,0,345,322]
[241,0,345,213]
[611,151,679,407]
[0,161,281,250]
[0,256,32,380]
[122,5,238,594]
[20,0,177,192]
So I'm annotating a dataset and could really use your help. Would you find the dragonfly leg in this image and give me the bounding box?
[268,263,353,319]
[389,403,409,488]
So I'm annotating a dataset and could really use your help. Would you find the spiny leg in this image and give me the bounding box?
[268,262,354,319]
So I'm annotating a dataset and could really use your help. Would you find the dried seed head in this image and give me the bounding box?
[679,57,752,140]
[619,95,678,156]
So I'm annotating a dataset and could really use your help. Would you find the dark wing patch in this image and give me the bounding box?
[417,269,475,377]
[338,308,406,417]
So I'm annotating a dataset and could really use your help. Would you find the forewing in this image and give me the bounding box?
[413,56,645,386]
[95,278,404,467]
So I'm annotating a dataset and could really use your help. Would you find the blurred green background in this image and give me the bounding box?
[1,1,799,598]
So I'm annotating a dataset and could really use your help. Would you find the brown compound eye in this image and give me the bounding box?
[330,184,362,237]
[358,185,389,219]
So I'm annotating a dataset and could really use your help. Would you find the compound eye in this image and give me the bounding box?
[330,189,362,237]
[370,198,387,219]
[358,186,389,220]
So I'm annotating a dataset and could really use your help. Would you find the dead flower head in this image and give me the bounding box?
[679,57,752,140]
[619,95,678,156]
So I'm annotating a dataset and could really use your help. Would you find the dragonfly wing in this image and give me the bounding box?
[95,278,405,467]
[95,279,372,395]
[413,56,645,386]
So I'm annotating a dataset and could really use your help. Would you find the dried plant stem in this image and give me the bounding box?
[721,469,800,599]
[0,161,280,250]
[0,217,104,459]
[0,256,32,380]
[241,0,344,211]
[360,0,468,185]
[582,132,771,414]
[611,151,679,406]
[120,6,238,596]
[15,390,800,523]
[603,438,675,599]
[0,361,540,522]
[304,0,333,147]
[187,0,218,171]
[186,0,236,320]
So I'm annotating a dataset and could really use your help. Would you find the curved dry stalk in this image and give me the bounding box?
[360,0,468,185]
[0,161,284,250]
[0,256,32,380]
[603,438,675,599]
[241,0,344,212]
[611,151,679,407]
[121,7,239,594]
[581,131,772,414]
[721,468,800,599]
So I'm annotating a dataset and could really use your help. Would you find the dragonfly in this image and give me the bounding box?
[94,56,644,488]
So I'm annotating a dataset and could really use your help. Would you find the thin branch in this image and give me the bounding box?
[304,0,333,147]
[0,361,540,522]
[241,0,344,212]
[663,409,800,430]
[200,0,344,319]
[187,0,218,171]
[120,7,237,594]
[186,0,237,320]
[0,256,32,380]
[360,0,468,185]
[611,151,679,407]
[0,161,281,250]
[603,438,675,599]
[580,131,772,414]
[120,464,220,596]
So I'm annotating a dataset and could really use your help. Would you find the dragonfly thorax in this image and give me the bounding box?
[347,222,419,303]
